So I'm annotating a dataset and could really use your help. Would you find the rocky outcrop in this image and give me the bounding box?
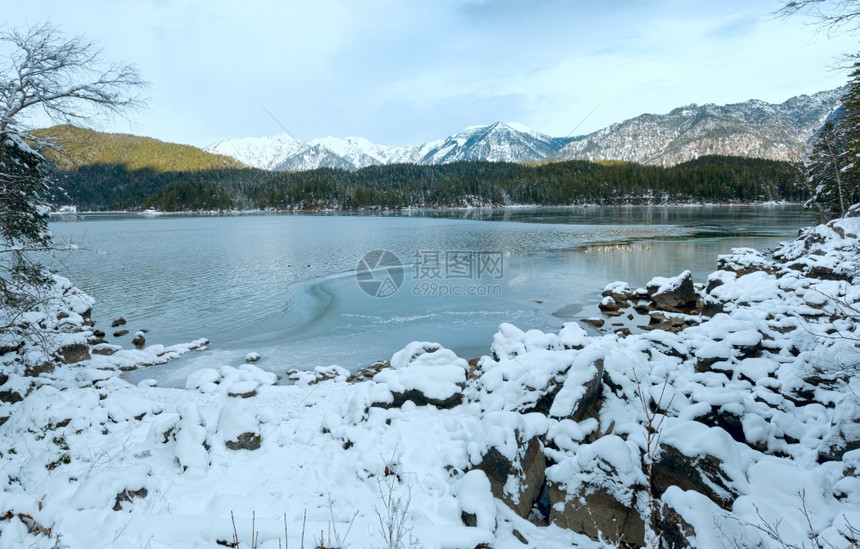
[475,437,545,519]
[58,342,90,364]
[651,444,741,511]
[549,483,646,547]
[382,388,462,409]
[24,362,55,377]
[0,389,23,403]
[819,402,860,462]
[369,342,468,410]
[694,341,732,373]
[227,382,258,399]
[716,248,777,277]
[131,332,146,348]
[113,487,147,511]
[598,296,623,315]
[218,401,261,452]
[224,432,261,451]
[547,357,604,422]
[547,436,647,547]
[647,270,698,312]
[658,497,698,549]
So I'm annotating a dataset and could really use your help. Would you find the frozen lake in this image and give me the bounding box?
[47,205,815,385]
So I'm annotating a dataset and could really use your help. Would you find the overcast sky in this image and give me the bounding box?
[4,0,857,148]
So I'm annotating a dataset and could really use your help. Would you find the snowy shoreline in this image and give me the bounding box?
[2,208,859,548]
[49,201,807,219]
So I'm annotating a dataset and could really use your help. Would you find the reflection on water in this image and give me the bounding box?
[46,205,815,385]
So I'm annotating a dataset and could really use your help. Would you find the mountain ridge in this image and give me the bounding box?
[207,88,844,171]
[553,88,845,166]
[207,121,574,171]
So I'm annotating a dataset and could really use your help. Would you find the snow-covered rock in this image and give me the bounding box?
[455,470,497,531]
[1,212,860,548]
[217,400,261,451]
[647,269,698,311]
[370,342,469,409]
[548,435,648,546]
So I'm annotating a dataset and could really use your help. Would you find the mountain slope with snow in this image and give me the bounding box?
[205,133,304,171]
[207,122,570,171]
[411,122,573,165]
[552,88,844,166]
[207,88,844,171]
[275,136,417,171]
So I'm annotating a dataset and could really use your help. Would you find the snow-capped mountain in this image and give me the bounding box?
[206,122,568,171]
[551,88,845,166]
[410,122,572,165]
[205,133,304,171]
[206,88,844,171]
[275,136,416,171]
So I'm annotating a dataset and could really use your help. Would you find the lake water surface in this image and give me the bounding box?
[48,205,815,386]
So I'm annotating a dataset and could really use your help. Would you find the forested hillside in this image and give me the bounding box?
[49,154,804,211]
[34,125,244,172]
[32,125,246,210]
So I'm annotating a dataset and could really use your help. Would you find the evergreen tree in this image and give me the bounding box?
[780,1,860,218]
[839,61,860,210]
[0,137,52,309]
[804,120,852,218]
[805,62,860,219]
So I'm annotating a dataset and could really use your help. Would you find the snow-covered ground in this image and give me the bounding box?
[1,209,859,548]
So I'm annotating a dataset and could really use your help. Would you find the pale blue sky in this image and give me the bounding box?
[4,0,857,147]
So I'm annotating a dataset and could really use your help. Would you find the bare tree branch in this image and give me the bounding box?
[0,21,148,138]
[0,22,147,358]
[776,0,860,36]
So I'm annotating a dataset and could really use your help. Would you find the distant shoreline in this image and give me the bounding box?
[49,200,809,219]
